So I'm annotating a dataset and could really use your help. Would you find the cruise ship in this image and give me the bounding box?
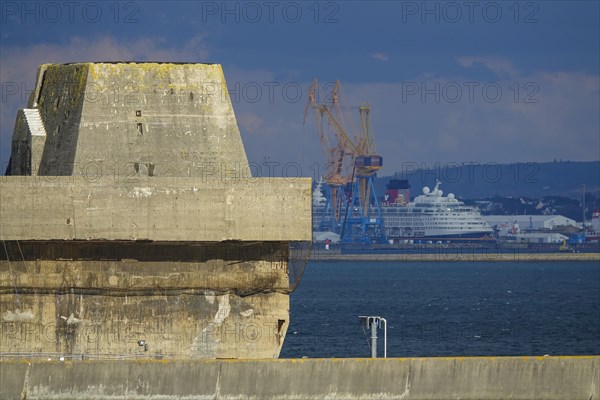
[380,179,493,240]
[313,178,493,241]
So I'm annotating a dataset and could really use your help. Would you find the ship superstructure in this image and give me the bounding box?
[380,180,493,240]
[313,179,493,241]
[585,210,600,242]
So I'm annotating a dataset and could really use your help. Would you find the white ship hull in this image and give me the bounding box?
[381,206,493,239]
[313,180,493,240]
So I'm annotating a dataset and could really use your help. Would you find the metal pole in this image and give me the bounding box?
[380,317,387,358]
[583,184,586,228]
[370,317,377,358]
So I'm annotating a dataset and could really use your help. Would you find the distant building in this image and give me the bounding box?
[484,215,578,232]
[313,231,341,243]
[512,232,568,244]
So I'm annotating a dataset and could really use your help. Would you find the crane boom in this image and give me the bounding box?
[321,106,360,156]
[305,79,387,244]
[304,80,331,165]
[303,80,347,186]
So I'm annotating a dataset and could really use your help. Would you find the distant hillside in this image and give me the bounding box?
[378,161,600,200]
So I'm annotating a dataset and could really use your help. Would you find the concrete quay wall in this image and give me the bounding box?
[309,251,600,262]
[1,356,598,399]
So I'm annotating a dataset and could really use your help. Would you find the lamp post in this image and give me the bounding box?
[359,316,387,358]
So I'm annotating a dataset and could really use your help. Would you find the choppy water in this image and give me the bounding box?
[280,261,600,358]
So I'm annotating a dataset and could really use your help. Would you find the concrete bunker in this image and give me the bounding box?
[0,62,312,360]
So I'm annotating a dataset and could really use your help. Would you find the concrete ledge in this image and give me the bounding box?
[1,356,598,399]
[0,176,311,241]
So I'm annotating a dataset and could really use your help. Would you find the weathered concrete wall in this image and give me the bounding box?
[9,62,249,177]
[0,176,312,241]
[36,64,88,175]
[1,356,598,399]
[7,111,30,175]
[0,292,289,359]
[76,63,248,178]
[0,242,291,359]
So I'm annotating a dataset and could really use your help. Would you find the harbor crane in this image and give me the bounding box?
[305,80,387,244]
[304,80,349,233]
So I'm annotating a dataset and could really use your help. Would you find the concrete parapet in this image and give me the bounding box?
[0,356,598,399]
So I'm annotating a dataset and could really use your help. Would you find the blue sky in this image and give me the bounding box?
[1,1,599,176]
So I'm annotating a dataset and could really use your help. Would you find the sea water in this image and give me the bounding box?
[280,261,600,358]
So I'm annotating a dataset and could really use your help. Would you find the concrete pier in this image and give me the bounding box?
[1,356,598,399]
